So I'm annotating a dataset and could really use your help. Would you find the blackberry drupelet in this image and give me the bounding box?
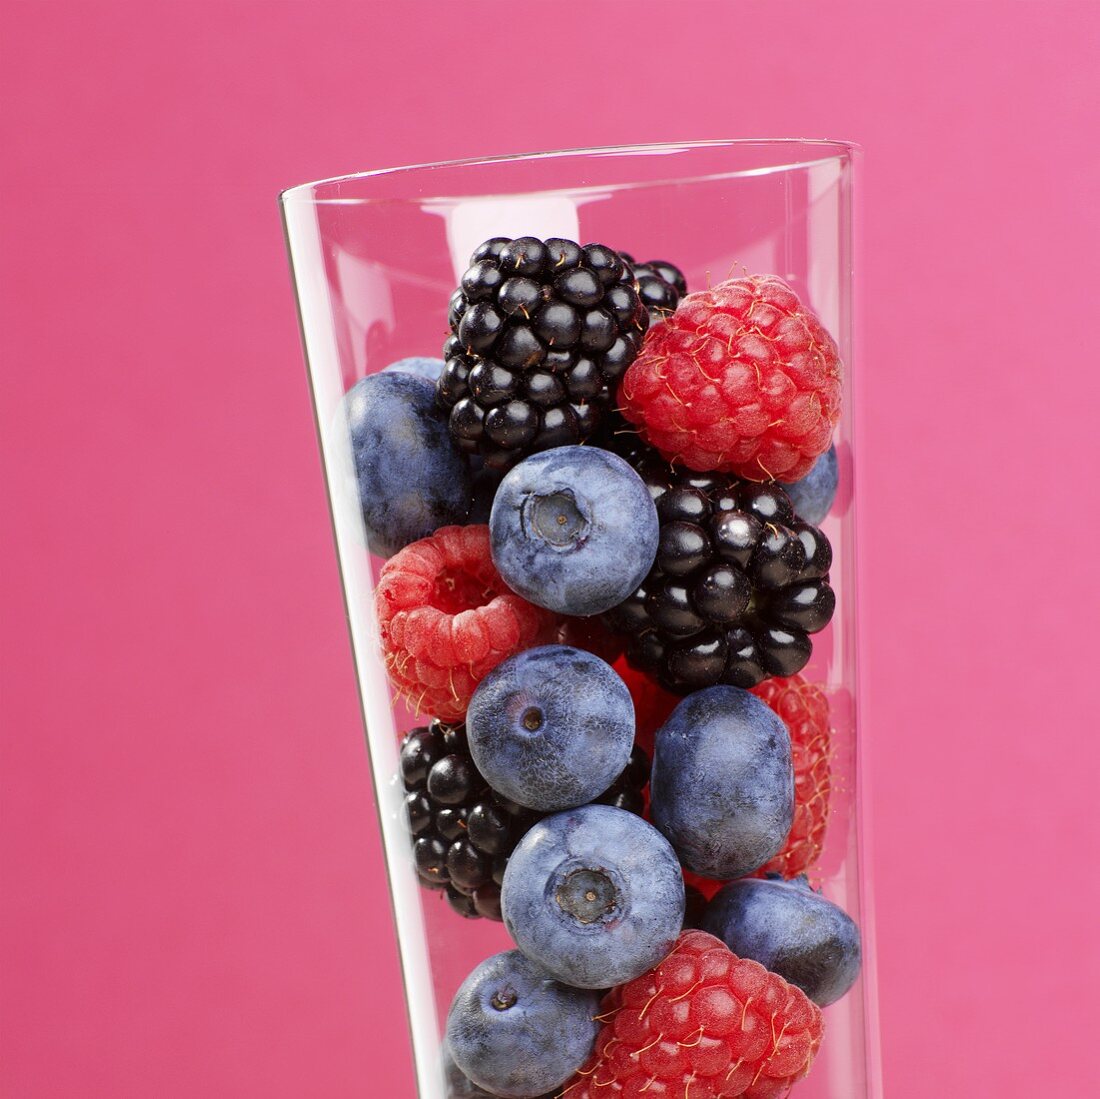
[438,237,649,471]
[401,719,650,921]
[620,253,688,319]
[602,441,835,692]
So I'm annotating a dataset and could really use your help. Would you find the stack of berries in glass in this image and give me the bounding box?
[345,236,858,1097]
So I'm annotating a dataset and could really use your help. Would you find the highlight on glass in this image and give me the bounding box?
[281,140,879,1099]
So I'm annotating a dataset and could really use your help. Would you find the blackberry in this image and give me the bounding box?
[438,237,649,471]
[620,253,688,319]
[401,719,650,921]
[602,441,835,692]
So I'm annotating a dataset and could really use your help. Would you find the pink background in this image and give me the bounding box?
[2,1,1098,1095]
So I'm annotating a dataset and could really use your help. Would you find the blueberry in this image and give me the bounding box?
[501,805,685,989]
[489,446,659,616]
[380,356,445,384]
[467,646,633,811]
[650,686,794,879]
[698,876,862,1006]
[341,372,471,556]
[780,444,839,526]
[445,950,599,1098]
[443,1041,499,1098]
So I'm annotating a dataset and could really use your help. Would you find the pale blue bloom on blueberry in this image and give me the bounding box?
[445,950,599,1099]
[698,875,862,1006]
[341,372,470,557]
[489,446,659,616]
[467,645,633,812]
[381,356,445,384]
[781,444,838,526]
[650,686,793,880]
[502,805,685,989]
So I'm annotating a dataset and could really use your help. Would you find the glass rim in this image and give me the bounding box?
[279,138,860,205]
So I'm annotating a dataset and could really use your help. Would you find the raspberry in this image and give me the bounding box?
[750,675,833,879]
[682,869,725,904]
[559,615,626,667]
[619,275,842,481]
[375,525,557,721]
[560,930,824,1098]
[615,659,679,756]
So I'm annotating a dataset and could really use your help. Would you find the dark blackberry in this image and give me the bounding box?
[620,254,688,320]
[438,237,649,471]
[602,441,835,692]
[400,720,650,921]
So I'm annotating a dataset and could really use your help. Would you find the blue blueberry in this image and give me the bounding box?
[342,372,471,557]
[381,355,445,384]
[780,444,838,526]
[489,446,659,616]
[442,1042,497,1098]
[501,804,685,989]
[445,949,599,1098]
[650,686,794,880]
[698,876,862,1006]
[467,645,634,811]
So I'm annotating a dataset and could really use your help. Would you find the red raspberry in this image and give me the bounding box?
[615,660,679,756]
[683,868,725,904]
[560,616,626,667]
[375,525,557,721]
[750,675,833,879]
[619,275,842,481]
[561,930,824,1098]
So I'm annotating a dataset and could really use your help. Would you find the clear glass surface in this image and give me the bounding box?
[281,140,879,1099]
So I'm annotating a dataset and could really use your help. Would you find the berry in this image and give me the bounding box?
[750,675,832,878]
[560,930,824,1098]
[683,884,709,930]
[401,720,650,921]
[381,355,445,384]
[559,616,626,667]
[489,446,659,616]
[376,525,557,720]
[341,372,471,557]
[780,443,839,526]
[502,805,685,989]
[446,949,600,1098]
[650,687,793,880]
[615,659,679,756]
[622,255,688,320]
[443,1042,500,1097]
[619,274,842,481]
[467,646,634,811]
[438,237,649,471]
[698,876,861,1007]
[602,443,836,692]
[444,1043,560,1098]
[467,467,503,525]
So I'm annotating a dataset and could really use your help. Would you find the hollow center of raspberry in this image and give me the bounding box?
[430,568,497,615]
[556,868,619,924]
[524,491,588,549]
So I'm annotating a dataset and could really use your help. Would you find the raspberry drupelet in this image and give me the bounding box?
[559,930,824,1098]
[619,274,842,482]
[375,525,557,721]
[750,675,833,879]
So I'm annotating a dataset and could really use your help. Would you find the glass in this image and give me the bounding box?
[281,140,879,1099]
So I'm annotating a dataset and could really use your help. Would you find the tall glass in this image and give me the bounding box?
[281,141,879,1098]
